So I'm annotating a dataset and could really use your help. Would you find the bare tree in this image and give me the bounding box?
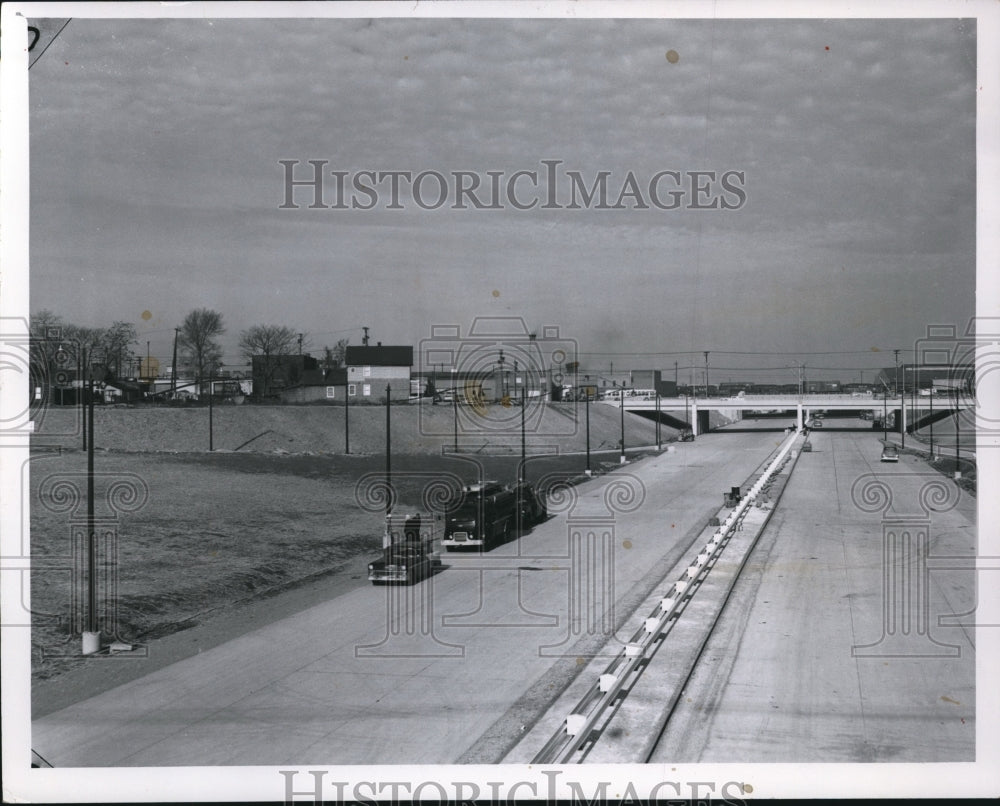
[101,321,138,378]
[320,338,350,372]
[178,309,225,394]
[29,309,65,372]
[239,324,297,400]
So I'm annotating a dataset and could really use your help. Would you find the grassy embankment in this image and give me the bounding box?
[29,402,670,681]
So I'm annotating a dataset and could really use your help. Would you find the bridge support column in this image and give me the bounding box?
[797,404,803,430]
[691,401,698,436]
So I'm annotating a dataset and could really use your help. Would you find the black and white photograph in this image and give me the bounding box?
[2,0,998,801]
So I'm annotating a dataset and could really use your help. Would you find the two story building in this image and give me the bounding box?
[344,345,413,400]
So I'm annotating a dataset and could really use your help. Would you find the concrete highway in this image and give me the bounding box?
[648,427,976,762]
[32,431,781,766]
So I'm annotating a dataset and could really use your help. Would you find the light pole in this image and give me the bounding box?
[520,384,526,483]
[452,368,458,453]
[656,391,661,450]
[894,349,900,397]
[929,375,934,460]
[880,379,888,440]
[703,351,710,398]
[900,383,905,449]
[80,348,86,450]
[83,349,98,653]
[208,373,214,451]
[585,385,591,476]
[385,383,392,520]
[954,386,961,479]
[619,384,626,464]
[344,379,350,455]
[172,327,179,397]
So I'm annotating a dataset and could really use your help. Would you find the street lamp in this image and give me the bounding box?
[80,346,99,654]
[385,383,392,520]
[520,384,526,483]
[498,349,506,401]
[619,383,626,464]
[879,379,889,440]
[900,381,906,449]
[656,391,661,450]
[452,368,458,453]
[208,371,214,451]
[894,349,900,397]
[953,385,961,479]
[928,373,934,460]
[344,377,350,455]
[585,375,592,476]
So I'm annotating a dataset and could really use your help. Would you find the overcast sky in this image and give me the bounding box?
[27,14,976,382]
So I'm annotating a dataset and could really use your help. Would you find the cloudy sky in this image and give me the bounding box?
[27,12,976,382]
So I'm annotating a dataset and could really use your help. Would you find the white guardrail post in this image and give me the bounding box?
[537,427,801,763]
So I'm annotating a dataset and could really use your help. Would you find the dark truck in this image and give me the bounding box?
[442,480,546,551]
[368,512,438,585]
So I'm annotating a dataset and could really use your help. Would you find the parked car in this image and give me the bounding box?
[679,429,695,442]
[368,513,436,584]
[809,419,824,428]
[880,445,899,463]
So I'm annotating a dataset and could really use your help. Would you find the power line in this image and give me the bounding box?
[578,348,914,357]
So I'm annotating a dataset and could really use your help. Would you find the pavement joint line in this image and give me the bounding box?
[588,445,804,763]
[506,438,801,762]
[527,429,804,763]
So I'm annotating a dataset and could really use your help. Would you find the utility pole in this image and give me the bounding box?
[362,326,370,347]
[674,361,678,388]
[880,379,889,440]
[585,386,591,476]
[520,385,526,483]
[344,379,350,454]
[954,386,961,478]
[655,392,660,449]
[208,372,214,451]
[80,349,87,451]
[298,333,303,356]
[619,384,626,464]
[929,376,934,460]
[893,349,900,396]
[703,351,710,398]
[146,341,150,382]
[171,327,179,396]
[385,383,392,519]
[84,356,97,653]
[900,384,906,449]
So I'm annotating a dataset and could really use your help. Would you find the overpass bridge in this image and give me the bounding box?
[603,393,966,436]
